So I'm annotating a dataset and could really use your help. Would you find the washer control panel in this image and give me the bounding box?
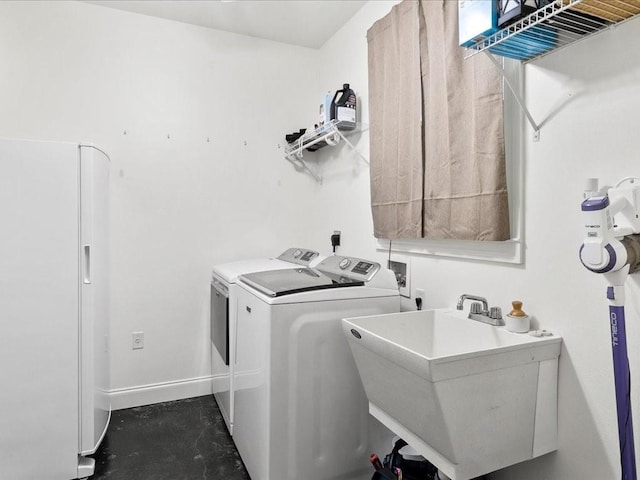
[339,258,351,270]
[277,248,320,266]
[316,255,381,282]
[351,260,376,276]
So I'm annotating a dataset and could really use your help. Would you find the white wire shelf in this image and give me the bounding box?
[464,0,640,62]
[284,120,368,183]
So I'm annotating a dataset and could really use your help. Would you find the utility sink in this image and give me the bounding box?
[342,309,562,480]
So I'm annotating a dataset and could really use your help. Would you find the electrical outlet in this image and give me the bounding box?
[331,230,341,252]
[132,331,144,350]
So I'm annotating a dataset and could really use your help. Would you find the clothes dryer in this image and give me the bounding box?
[210,248,321,434]
[233,255,400,480]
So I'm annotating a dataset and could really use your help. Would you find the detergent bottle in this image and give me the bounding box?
[330,83,357,131]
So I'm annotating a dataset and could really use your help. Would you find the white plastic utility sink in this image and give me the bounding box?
[342,309,562,480]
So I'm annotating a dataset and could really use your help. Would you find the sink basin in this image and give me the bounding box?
[342,309,562,480]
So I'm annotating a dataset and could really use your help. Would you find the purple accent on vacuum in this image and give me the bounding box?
[580,244,618,274]
[609,304,637,480]
[581,195,610,211]
[608,286,616,300]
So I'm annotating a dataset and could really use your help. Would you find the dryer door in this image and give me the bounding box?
[211,280,229,365]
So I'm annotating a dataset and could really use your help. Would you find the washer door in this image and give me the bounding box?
[239,268,363,297]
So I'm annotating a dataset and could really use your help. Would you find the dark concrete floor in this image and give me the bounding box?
[91,395,250,480]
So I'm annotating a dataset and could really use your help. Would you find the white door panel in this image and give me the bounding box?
[0,138,80,479]
[80,145,111,454]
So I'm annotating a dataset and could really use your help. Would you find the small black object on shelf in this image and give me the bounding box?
[285,128,307,144]
[305,142,326,152]
[304,124,328,152]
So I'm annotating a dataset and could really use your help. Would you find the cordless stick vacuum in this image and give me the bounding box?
[580,177,640,480]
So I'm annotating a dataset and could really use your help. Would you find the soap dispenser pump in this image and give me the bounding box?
[505,300,530,333]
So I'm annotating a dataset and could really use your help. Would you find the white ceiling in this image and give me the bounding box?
[84,0,367,49]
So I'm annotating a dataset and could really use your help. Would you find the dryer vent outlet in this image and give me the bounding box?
[388,261,407,289]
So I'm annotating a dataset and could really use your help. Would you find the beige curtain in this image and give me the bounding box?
[368,0,424,239]
[368,0,510,241]
[420,0,509,241]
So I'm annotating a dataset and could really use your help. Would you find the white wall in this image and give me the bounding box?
[313,3,640,479]
[0,0,322,405]
[308,1,399,259]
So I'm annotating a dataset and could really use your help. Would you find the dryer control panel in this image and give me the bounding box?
[316,255,381,283]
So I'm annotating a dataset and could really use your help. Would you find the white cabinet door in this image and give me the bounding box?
[0,138,80,479]
[79,145,111,455]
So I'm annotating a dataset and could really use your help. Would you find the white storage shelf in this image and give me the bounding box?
[284,120,368,183]
[464,0,640,63]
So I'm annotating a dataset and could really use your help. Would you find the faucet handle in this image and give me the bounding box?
[489,307,503,320]
[470,302,484,314]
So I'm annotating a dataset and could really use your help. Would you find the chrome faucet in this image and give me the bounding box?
[456,294,503,326]
[456,294,488,312]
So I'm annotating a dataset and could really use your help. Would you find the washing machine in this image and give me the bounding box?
[211,247,322,435]
[233,255,400,480]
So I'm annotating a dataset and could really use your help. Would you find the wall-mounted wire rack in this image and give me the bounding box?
[284,120,368,183]
[463,0,640,140]
[464,0,640,63]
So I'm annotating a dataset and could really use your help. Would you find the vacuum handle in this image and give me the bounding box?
[608,304,637,479]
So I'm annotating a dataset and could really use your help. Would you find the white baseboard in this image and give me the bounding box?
[110,375,224,410]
